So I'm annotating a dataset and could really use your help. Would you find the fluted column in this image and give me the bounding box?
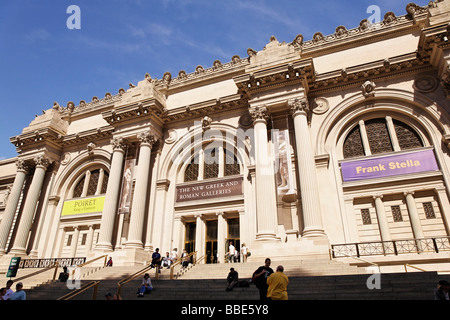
[0,159,29,255]
[126,131,155,249]
[373,195,391,242]
[96,137,127,252]
[289,98,325,237]
[10,155,51,255]
[404,191,425,240]
[249,106,278,241]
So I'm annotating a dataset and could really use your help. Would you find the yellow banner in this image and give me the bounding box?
[61,196,105,216]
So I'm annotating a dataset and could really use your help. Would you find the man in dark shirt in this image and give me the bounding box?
[151,248,162,272]
[252,258,274,300]
[226,267,239,291]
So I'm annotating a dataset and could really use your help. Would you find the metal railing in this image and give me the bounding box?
[12,261,60,283]
[169,251,197,280]
[117,265,153,296]
[57,281,100,300]
[329,248,381,273]
[331,237,450,258]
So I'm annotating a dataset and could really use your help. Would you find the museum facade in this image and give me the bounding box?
[0,1,449,267]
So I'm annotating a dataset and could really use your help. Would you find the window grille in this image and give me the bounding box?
[391,205,403,222]
[423,202,436,219]
[361,208,372,225]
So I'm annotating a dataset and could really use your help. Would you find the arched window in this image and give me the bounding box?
[184,148,241,182]
[72,169,109,198]
[343,117,423,159]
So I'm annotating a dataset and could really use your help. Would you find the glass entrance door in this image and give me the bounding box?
[184,222,196,254]
[226,218,240,262]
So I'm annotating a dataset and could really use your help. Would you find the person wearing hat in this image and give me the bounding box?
[8,282,26,300]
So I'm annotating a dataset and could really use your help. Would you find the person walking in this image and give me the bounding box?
[267,265,289,300]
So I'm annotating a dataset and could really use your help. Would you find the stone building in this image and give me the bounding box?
[0,1,449,268]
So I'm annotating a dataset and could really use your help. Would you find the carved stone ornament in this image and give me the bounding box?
[163,72,172,85]
[110,137,127,151]
[137,131,156,147]
[414,75,438,93]
[202,116,212,131]
[61,152,71,166]
[289,98,310,116]
[335,26,348,37]
[383,12,397,24]
[361,80,376,98]
[231,55,241,64]
[312,97,330,115]
[249,106,269,123]
[16,159,29,173]
[87,142,96,155]
[165,129,178,144]
[238,113,253,128]
[247,48,257,57]
[34,155,51,169]
[291,34,304,48]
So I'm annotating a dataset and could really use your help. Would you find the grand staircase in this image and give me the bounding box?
[8,258,450,300]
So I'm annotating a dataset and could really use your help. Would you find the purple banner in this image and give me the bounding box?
[341,149,439,182]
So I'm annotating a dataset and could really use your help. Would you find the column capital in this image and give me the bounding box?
[110,137,128,152]
[288,98,310,117]
[249,105,269,124]
[137,131,156,148]
[403,191,415,197]
[15,158,30,173]
[373,194,383,200]
[33,155,51,170]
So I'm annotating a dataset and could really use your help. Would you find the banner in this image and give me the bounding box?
[273,129,294,194]
[340,149,439,182]
[61,196,105,216]
[176,177,243,202]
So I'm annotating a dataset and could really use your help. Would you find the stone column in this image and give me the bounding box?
[373,195,391,242]
[86,225,95,252]
[289,98,325,237]
[435,187,450,234]
[126,131,155,249]
[195,214,204,258]
[0,159,29,255]
[216,212,226,263]
[96,137,127,252]
[249,106,278,240]
[404,191,425,240]
[70,227,80,257]
[10,155,51,256]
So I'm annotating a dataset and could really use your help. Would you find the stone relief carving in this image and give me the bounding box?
[165,129,178,144]
[61,152,71,166]
[202,116,212,131]
[361,80,376,98]
[87,142,96,155]
[247,48,257,57]
[414,75,438,93]
[312,97,330,115]
[238,113,253,129]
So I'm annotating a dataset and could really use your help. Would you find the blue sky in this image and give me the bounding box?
[0,0,429,160]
